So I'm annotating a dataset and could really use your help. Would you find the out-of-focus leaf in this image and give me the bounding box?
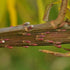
[17,0,38,24]
[48,4,59,21]
[0,0,6,27]
[17,2,31,23]
[7,0,17,26]
[65,0,70,20]
[66,8,70,20]
[37,0,45,24]
[44,0,59,8]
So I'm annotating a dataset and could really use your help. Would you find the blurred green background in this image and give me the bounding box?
[0,0,70,70]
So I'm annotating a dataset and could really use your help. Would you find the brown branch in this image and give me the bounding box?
[54,0,68,26]
[43,3,53,22]
[0,0,69,47]
[39,50,70,57]
[0,25,70,47]
[43,0,68,28]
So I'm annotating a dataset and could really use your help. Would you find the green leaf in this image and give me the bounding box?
[0,0,6,27]
[39,44,70,54]
[48,4,59,21]
[17,0,38,25]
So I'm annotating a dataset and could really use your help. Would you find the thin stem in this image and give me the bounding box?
[54,0,68,25]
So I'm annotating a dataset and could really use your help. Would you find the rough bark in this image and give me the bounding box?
[0,0,70,47]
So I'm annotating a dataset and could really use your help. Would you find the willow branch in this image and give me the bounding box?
[54,0,68,26]
[0,25,70,47]
[0,0,70,47]
[43,3,53,22]
[39,50,70,57]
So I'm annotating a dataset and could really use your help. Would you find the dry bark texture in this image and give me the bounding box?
[0,0,70,47]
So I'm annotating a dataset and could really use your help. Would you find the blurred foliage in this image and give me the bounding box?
[7,0,17,26]
[37,0,45,23]
[0,0,70,70]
